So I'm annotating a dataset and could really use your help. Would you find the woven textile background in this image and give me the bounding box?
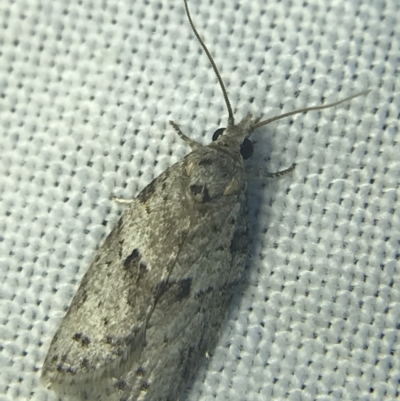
[0,0,398,400]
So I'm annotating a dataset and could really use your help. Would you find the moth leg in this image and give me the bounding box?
[169,120,203,150]
[249,163,296,178]
[263,163,296,178]
[110,195,135,204]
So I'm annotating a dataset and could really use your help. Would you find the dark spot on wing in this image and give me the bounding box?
[66,366,77,375]
[176,278,192,300]
[140,381,150,392]
[139,262,147,276]
[195,285,214,300]
[136,366,145,377]
[155,277,193,303]
[72,332,91,347]
[56,362,77,375]
[114,379,127,390]
[124,249,140,269]
[123,249,148,284]
[190,184,211,202]
[80,358,90,370]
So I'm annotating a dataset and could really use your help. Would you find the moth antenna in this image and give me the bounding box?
[254,90,371,129]
[183,0,235,126]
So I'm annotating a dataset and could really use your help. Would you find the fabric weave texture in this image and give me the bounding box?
[0,0,398,400]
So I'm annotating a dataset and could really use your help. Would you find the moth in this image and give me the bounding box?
[41,0,369,400]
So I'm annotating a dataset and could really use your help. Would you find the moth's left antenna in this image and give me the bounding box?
[183,0,235,127]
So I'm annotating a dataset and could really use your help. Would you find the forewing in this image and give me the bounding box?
[118,189,248,401]
[42,145,249,401]
[107,148,248,401]
[41,157,193,386]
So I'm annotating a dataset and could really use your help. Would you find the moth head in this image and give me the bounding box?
[212,127,253,160]
[210,113,256,160]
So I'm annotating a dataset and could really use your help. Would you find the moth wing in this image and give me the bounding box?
[106,149,249,401]
[42,146,248,401]
[41,158,193,386]
[118,190,248,401]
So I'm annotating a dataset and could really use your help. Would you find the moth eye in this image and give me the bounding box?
[240,138,254,160]
[212,128,225,141]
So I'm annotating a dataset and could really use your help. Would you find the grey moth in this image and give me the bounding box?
[41,0,369,400]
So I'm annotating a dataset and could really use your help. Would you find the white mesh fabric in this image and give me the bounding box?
[0,0,398,400]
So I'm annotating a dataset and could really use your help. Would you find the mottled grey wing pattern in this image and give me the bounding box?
[41,144,248,401]
[118,161,248,401]
[41,157,192,384]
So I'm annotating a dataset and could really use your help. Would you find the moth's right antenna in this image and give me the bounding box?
[183,0,235,126]
[254,90,371,128]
